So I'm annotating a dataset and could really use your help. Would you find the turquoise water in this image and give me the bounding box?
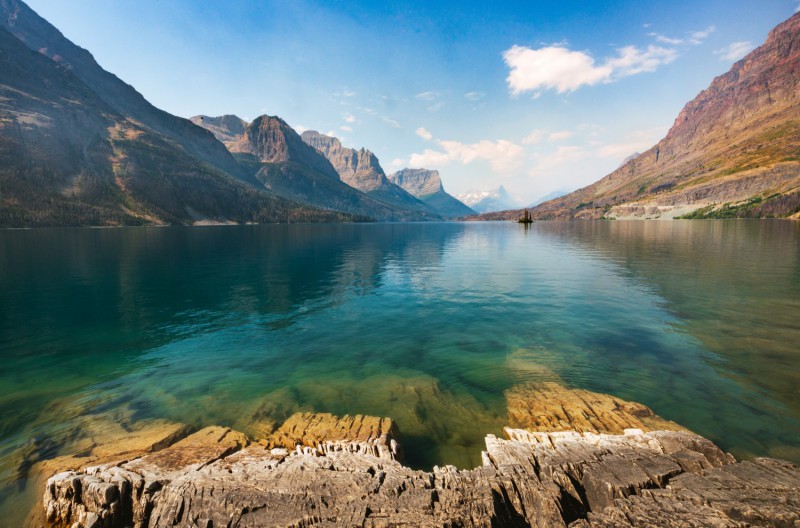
[1,221,799,522]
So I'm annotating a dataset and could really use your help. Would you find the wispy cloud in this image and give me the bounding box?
[416,127,433,140]
[381,116,401,128]
[464,91,485,102]
[648,26,715,46]
[342,113,356,123]
[689,26,716,44]
[415,91,441,101]
[409,138,524,174]
[503,44,676,95]
[333,89,357,98]
[339,125,353,132]
[715,41,755,62]
[522,129,573,144]
[522,129,545,145]
[548,130,573,142]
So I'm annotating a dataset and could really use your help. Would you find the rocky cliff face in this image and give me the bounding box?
[389,168,476,218]
[301,130,386,191]
[301,131,439,216]
[231,116,341,180]
[488,12,800,221]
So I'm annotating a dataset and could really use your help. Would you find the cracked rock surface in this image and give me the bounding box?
[34,385,800,527]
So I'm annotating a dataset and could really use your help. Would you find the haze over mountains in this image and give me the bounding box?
[483,12,800,221]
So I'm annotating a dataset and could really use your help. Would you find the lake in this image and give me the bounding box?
[1,220,799,523]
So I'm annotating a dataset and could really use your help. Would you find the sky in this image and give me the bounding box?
[25,0,800,204]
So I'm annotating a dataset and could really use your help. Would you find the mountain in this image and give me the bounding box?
[222,115,428,220]
[457,185,520,213]
[488,12,800,221]
[0,24,348,226]
[300,131,438,217]
[388,169,475,218]
[189,115,247,148]
[0,0,256,187]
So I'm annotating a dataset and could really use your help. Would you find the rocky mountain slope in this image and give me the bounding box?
[389,168,475,218]
[0,26,345,226]
[301,130,439,216]
[485,12,800,221]
[0,0,254,187]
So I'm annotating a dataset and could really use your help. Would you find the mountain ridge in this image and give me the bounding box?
[300,130,439,217]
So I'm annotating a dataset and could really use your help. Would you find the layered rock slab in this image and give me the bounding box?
[41,425,800,528]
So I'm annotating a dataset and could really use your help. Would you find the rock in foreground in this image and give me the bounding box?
[42,423,800,527]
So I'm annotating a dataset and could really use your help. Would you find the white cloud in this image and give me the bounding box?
[504,45,611,94]
[333,89,357,98]
[390,158,405,169]
[548,130,573,142]
[294,124,308,134]
[522,129,573,144]
[648,26,715,47]
[689,26,716,45]
[381,116,401,128]
[415,91,441,101]
[715,41,755,62]
[339,125,353,132]
[427,101,445,112]
[522,129,546,144]
[605,45,678,77]
[652,34,684,45]
[503,43,676,95]
[464,91,485,101]
[409,138,525,174]
[416,127,433,140]
[342,113,356,123]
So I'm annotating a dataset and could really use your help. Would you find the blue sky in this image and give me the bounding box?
[26,0,800,203]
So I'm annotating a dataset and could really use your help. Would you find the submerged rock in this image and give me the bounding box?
[506,381,687,434]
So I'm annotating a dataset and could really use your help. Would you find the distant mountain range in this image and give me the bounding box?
[482,12,800,221]
[457,186,521,213]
